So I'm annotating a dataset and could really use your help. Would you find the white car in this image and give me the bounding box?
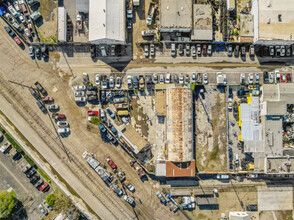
[223,74,227,85]
[95,75,100,86]
[269,72,274,84]
[127,75,132,89]
[159,74,164,84]
[240,73,245,84]
[153,73,158,84]
[203,73,208,84]
[248,73,254,84]
[48,105,59,111]
[150,44,155,57]
[24,28,31,38]
[197,44,201,55]
[13,1,21,12]
[191,46,196,57]
[38,204,48,215]
[74,85,86,91]
[165,72,171,84]
[116,77,122,88]
[191,72,196,83]
[124,195,135,206]
[74,91,85,97]
[57,128,70,134]
[5,13,14,23]
[75,97,87,102]
[109,76,115,89]
[179,76,184,84]
[255,73,259,84]
[171,43,176,57]
[144,45,149,57]
[100,109,106,122]
[57,121,69,127]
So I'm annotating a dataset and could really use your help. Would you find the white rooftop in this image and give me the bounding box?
[57,7,67,42]
[89,0,126,44]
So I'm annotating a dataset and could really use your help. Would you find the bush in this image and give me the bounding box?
[4,134,22,153]
[0,191,16,218]
[46,194,56,206]
[91,116,102,125]
[24,155,35,166]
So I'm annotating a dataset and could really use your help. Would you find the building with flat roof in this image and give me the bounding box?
[254,0,294,43]
[240,97,263,153]
[57,7,67,42]
[191,4,213,41]
[239,14,254,43]
[89,0,125,44]
[155,87,195,177]
[160,0,192,32]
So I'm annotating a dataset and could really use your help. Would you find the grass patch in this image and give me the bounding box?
[37,168,51,182]
[4,133,22,153]
[24,155,36,166]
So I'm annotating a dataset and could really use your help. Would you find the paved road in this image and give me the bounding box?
[0,95,122,220]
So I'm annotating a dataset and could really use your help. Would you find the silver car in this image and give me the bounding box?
[109,76,115,89]
[153,73,158,84]
[159,74,164,84]
[203,73,208,84]
[95,74,100,86]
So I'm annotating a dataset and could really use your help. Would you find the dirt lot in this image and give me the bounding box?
[35,0,58,42]
[196,86,227,172]
[0,19,185,220]
[190,186,258,219]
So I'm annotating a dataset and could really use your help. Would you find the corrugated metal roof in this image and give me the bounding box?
[57,7,67,42]
[89,0,126,44]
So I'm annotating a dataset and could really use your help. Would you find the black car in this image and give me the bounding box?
[286,46,291,57]
[237,89,249,97]
[228,147,233,158]
[101,90,106,102]
[35,82,47,96]
[234,45,239,57]
[246,204,258,211]
[263,72,269,83]
[241,46,246,56]
[36,101,47,114]
[229,88,233,98]
[87,85,98,91]
[0,132,4,143]
[90,45,96,58]
[26,168,36,178]
[275,45,280,57]
[30,174,40,184]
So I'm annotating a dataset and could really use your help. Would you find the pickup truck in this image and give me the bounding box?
[35,82,47,96]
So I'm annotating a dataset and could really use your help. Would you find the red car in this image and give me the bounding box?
[41,96,54,102]
[202,45,207,56]
[39,182,49,192]
[13,36,22,45]
[281,75,286,83]
[286,73,291,83]
[88,110,99,116]
[54,113,66,120]
[106,157,117,170]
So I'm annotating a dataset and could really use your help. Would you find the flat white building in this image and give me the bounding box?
[57,7,67,42]
[89,0,126,44]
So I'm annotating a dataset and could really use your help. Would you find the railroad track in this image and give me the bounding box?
[0,77,135,220]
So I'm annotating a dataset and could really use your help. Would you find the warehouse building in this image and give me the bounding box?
[57,7,67,42]
[156,87,195,177]
[89,0,126,44]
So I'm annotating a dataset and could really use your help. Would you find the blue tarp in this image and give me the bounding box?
[0,7,6,16]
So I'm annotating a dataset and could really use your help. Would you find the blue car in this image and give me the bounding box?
[98,124,106,132]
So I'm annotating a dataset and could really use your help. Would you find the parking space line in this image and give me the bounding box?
[0,158,28,193]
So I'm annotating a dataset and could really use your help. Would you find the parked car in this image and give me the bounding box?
[185,74,190,84]
[191,72,196,83]
[286,73,291,83]
[111,45,115,56]
[286,46,291,57]
[241,46,246,56]
[34,47,41,58]
[240,73,245,84]
[144,44,149,57]
[207,44,212,55]
[165,72,171,84]
[178,44,183,55]
[203,73,208,84]
[41,45,47,58]
[228,45,233,57]
[29,174,40,184]
[106,107,115,119]
[186,44,190,56]
[153,73,158,84]
[43,200,53,211]
[57,121,68,127]
[255,73,259,84]
[4,25,11,34]
[263,72,269,83]
[127,75,132,89]
[74,91,85,97]
[250,45,255,56]
[74,85,86,91]
[234,45,239,57]
[12,22,23,32]
[57,128,70,134]
[191,45,196,57]
[269,72,274,84]
[174,74,179,84]
[24,28,31,38]
[13,36,22,45]
[171,43,176,57]
[106,157,117,170]
[35,82,47,96]
[197,44,201,55]
[38,204,48,216]
[95,75,100,87]
[202,44,207,56]
[100,109,106,122]
[88,111,98,116]
[269,46,274,56]
[159,74,164,84]
[179,75,184,84]
[26,168,36,178]
[248,73,254,84]
[48,105,59,111]
[41,97,54,103]
[39,182,49,192]
[98,124,106,132]
[29,46,34,57]
[35,180,44,190]
[124,195,135,206]
[53,114,66,121]
[150,44,155,57]
[90,45,96,58]
[109,76,115,89]
[280,46,285,56]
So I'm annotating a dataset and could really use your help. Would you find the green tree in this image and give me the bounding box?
[91,116,102,125]
[0,191,16,218]
[46,194,56,206]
